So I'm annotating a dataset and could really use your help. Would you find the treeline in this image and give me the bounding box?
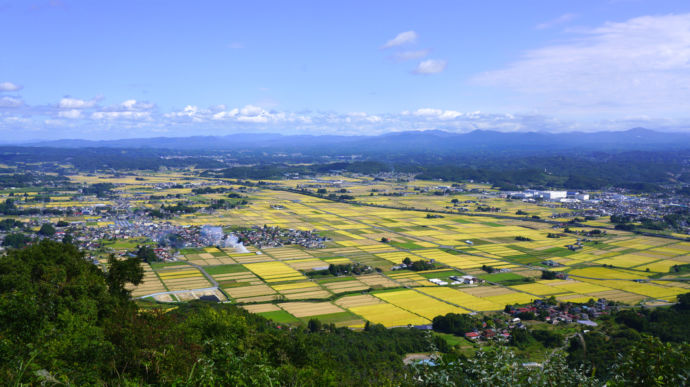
[0,147,225,171]
[611,211,690,233]
[204,160,390,180]
[0,172,68,188]
[204,151,689,193]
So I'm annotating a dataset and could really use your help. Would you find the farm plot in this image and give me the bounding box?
[224,284,276,302]
[214,271,263,286]
[263,247,315,260]
[244,261,306,283]
[271,281,332,299]
[348,303,430,327]
[416,287,503,312]
[509,283,570,296]
[568,267,647,280]
[580,279,688,301]
[278,302,344,318]
[334,294,383,308]
[242,304,281,313]
[594,254,659,268]
[322,279,370,293]
[414,249,503,270]
[156,267,211,291]
[483,292,536,306]
[284,258,329,271]
[357,274,399,288]
[459,285,515,297]
[374,289,468,319]
[387,272,429,287]
[185,255,237,266]
[546,280,613,294]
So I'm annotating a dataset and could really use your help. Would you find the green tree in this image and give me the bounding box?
[610,336,690,386]
[308,318,322,333]
[1,232,31,248]
[135,244,157,262]
[38,223,56,236]
[105,255,144,300]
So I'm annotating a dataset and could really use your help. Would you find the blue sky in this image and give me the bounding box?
[2,0,690,140]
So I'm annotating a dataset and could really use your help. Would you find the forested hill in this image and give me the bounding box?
[17,128,690,154]
[1,240,689,385]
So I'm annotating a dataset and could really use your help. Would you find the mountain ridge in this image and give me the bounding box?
[7,128,690,153]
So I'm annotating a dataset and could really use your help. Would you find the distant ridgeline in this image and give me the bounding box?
[1,128,690,193]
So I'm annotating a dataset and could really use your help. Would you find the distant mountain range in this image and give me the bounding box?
[10,128,690,154]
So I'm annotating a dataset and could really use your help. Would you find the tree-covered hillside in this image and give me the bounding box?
[0,241,688,385]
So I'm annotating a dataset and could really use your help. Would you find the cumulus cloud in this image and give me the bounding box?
[120,99,155,111]
[58,109,82,119]
[474,13,690,116]
[91,111,151,120]
[414,59,447,74]
[59,97,97,109]
[382,30,418,49]
[413,108,463,120]
[535,13,577,30]
[0,82,22,92]
[89,99,155,121]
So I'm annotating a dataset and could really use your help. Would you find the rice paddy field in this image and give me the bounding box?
[57,172,690,327]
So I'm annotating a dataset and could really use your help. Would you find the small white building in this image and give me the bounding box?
[540,191,567,200]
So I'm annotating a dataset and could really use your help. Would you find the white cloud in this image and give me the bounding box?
[91,111,151,120]
[59,97,96,109]
[0,96,23,108]
[474,13,690,116]
[240,104,263,116]
[413,108,442,116]
[212,108,238,120]
[237,115,268,123]
[44,119,68,126]
[382,30,418,49]
[0,82,22,92]
[58,109,82,119]
[413,108,463,120]
[393,49,429,61]
[120,99,154,111]
[535,13,577,30]
[414,59,447,74]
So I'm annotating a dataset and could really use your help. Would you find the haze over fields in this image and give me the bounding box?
[2,1,690,141]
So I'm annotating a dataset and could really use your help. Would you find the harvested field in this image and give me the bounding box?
[334,294,382,308]
[242,304,281,313]
[278,302,344,317]
[225,284,276,298]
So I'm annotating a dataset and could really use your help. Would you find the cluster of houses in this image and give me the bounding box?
[465,298,615,342]
[234,225,328,249]
[506,298,613,325]
[464,328,512,342]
